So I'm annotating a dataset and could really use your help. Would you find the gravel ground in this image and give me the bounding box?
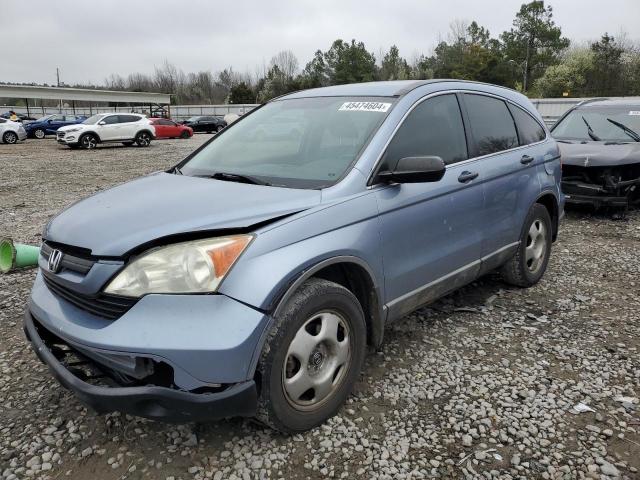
[1,137,639,480]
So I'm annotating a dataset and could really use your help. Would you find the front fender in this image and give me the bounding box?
[218,192,385,314]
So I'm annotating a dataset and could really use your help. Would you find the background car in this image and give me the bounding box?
[1,111,37,122]
[181,115,226,133]
[0,118,27,144]
[56,113,155,149]
[24,114,87,139]
[150,118,193,139]
[551,98,640,210]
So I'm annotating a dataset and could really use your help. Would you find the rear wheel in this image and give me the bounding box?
[2,131,18,144]
[180,130,190,139]
[79,133,98,149]
[216,125,224,133]
[500,203,552,287]
[256,278,366,433]
[34,129,46,139]
[135,131,151,147]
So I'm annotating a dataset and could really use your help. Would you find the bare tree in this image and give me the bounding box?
[270,50,299,79]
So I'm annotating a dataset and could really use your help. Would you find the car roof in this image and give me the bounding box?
[577,98,640,109]
[278,79,519,100]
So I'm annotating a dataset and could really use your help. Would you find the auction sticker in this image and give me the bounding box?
[629,111,640,115]
[339,102,391,112]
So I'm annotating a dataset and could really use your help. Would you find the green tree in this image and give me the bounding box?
[300,50,330,88]
[324,39,377,84]
[380,45,411,80]
[588,33,624,96]
[501,1,570,92]
[533,48,594,97]
[228,82,255,104]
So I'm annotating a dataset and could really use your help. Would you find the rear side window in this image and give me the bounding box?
[464,94,518,156]
[381,94,468,169]
[509,104,545,145]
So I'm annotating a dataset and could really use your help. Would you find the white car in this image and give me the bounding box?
[56,113,155,149]
[0,118,27,144]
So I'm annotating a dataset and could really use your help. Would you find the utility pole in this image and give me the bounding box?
[523,36,531,92]
[56,67,62,113]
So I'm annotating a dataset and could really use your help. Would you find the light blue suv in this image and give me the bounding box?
[24,80,563,432]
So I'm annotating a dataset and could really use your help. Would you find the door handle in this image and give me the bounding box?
[520,155,534,165]
[458,171,479,183]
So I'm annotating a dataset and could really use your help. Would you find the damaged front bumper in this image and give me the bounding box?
[562,164,640,208]
[24,311,257,422]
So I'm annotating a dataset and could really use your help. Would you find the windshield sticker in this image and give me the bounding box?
[339,102,391,113]
[629,111,640,116]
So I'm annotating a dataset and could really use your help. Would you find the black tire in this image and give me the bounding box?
[2,131,18,144]
[135,131,151,147]
[216,125,224,133]
[256,278,366,433]
[34,129,46,139]
[79,133,98,149]
[500,203,552,287]
[180,130,190,139]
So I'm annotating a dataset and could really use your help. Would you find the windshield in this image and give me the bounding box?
[552,106,640,142]
[180,96,394,188]
[83,114,105,125]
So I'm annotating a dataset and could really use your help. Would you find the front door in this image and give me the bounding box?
[374,93,485,321]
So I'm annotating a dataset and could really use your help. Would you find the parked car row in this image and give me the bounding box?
[0,112,228,147]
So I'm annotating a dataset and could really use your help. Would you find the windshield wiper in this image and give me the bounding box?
[582,116,601,141]
[173,166,183,175]
[606,118,640,142]
[199,172,271,186]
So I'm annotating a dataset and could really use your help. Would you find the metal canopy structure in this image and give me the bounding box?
[0,84,171,117]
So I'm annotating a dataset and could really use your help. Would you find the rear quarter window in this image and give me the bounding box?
[508,104,546,145]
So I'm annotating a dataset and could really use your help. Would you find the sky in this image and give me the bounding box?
[2,0,639,86]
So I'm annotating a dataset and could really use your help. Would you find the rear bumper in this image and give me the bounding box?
[24,310,258,422]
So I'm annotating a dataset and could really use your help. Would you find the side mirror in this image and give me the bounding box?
[98,121,106,126]
[377,156,446,184]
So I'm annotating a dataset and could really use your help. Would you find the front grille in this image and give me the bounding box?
[41,242,94,275]
[57,131,65,138]
[42,271,136,320]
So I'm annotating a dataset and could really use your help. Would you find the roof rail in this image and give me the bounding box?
[576,97,609,107]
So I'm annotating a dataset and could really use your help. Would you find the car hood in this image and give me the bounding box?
[559,141,640,167]
[44,172,322,256]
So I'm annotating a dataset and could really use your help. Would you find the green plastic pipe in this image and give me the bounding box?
[0,238,40,273]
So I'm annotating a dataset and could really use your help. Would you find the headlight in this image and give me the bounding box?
[104,235,253,297]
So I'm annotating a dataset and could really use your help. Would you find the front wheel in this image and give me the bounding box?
[500,203,552,287]
[135,131,151,147]
[2,131,18,144]
[79,133,98,149]
[256,278,366,433]
[34,129,46,139]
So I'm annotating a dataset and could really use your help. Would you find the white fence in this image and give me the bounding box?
[5,97,640,126]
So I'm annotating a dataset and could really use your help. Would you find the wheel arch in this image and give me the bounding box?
[80,131,101,143]
[137,129,155,139]
[273,256,385,349]
[535,191,560,241]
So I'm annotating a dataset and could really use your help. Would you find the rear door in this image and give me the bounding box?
[459,93,542,271]
[118,115,141,139]
[374,93,485,320]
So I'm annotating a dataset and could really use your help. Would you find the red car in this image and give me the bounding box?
[150,118,193,139]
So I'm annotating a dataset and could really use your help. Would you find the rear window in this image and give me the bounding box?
[464,94,518,156]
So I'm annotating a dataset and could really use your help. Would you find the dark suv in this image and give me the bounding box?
[182,115,227,133]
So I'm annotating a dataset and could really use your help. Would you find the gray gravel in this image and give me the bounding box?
[1,137,639,479]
